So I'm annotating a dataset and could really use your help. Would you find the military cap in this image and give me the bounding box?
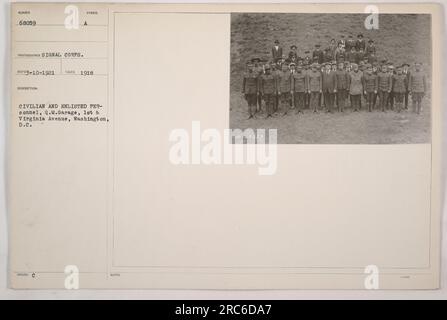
[348,35,353,38]
[304,50,310,54]
[290,44,297,49]
[402,63,410,67]
[251,57,261,63]
[315,44,321,47]
[368,39,374,43]
[380,59,388,64]
[358,33,363,38]
[340,35,345,38]
[274,39,279,44]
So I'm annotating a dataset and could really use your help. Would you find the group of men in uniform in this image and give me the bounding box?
[241,35,428,119]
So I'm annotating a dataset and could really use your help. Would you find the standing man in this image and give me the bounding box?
[252,58,264,113]
[329,38,337,60]
[322,63,337,113]
[292,64,308,114]
[313,44,324,64]
[272,61,282,114]
[387,64,395,110]
[366,39,376,58]
[368,52,377,65]
[408,62,427,114]
[347,46,357,63]
[402,63,411,110]
[372,62,379,108]
[277,63,293,116]
[335,62,349,112]
[288,45,299,63]
[362,64,378,112]
[303,50,312,66]
[272,40,283,61]
[348,63,363,111]
[324,48,333,63]
[392,65,408,113]
[356,33,366,51]
[308,63,323,113]
[335,43,346,64]
[356,48,365,65]
[346,35,356,52]
[377,64,392,111]
[260,64,277,118]
[338,35,346,50]
[242,61,259,119]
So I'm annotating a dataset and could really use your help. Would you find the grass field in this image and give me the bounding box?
[229,13,431,144]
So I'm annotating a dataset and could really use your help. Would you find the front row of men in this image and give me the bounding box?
[242,61,427,119]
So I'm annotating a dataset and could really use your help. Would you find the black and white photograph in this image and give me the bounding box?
[230,13,432,144]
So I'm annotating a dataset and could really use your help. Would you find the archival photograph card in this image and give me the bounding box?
[8,2,443,289]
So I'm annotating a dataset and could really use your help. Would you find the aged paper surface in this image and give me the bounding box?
[9,2,442,289]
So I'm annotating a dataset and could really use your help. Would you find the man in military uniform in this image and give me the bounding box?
[346,35,356,52]
[392,65,408,113]
[324,48,333,63]
[347,46,357,63]
[241,61,259,119]
[308,63,323,113]
[368,52,377,65]
[409,62,427,114]
[377,64,392,111]
[356,48,365,65]
[335,62,349,112]
[303,50,312,66]
[356,33,366,51]
[303,62,311,109]
[372,62,379,108]
[387,64,395,110]
[292,64,308,114]
[362,64,378,112]
[260,64,277,118]
[251,58,264,113]
[312,44,324,64]
[335,43,346,64]
[277,63,293,116]
[402,63,411,110]
[366,39,376,58]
